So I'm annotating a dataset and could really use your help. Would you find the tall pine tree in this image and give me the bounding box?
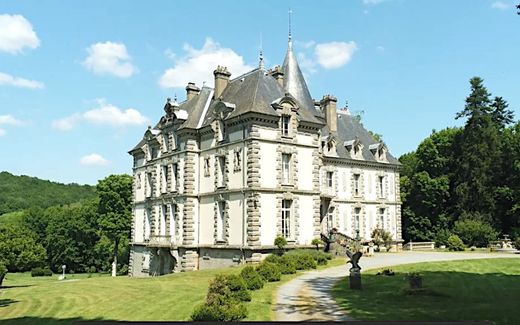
[454,77,500,225]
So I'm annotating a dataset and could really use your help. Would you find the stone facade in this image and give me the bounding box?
[128,39,402,276]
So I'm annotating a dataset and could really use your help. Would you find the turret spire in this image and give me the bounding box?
[288,8,293,49]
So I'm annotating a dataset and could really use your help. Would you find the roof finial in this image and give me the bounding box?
[288,8,293,49]
[259,32,264,69]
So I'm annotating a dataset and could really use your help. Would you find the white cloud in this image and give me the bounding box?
[315,41,358,69]
[52,99,148,131]
[82,42,137,78]
[0,72,44,89]
[491,1,511,10]
[159,38,254,89]
[51,113,81,131]
[0,114,27,126]
[297,52,317,74]
[376,45,385,51]
[0,128,5,136]
[80,153,109,166]
[0,14,40,54]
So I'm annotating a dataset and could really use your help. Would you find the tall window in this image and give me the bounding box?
[281,200,292,238]
[354,207,361,235]
[144,209,151,240]
[162,166,169,193]
[216,201,225,241]
[170,204,177,239]
[204,157,211,177]
[136,173,142,190]
[161,205,168,236]
[172,164,178,192]
[378,208,385,228]
[282,115,290,136]
[150,146,158,160]
[146,172,153,198]
[282,154,291,184]
[378,176,384,197]
[354,174,360,196]
[326,172,333,188]
[217,156,225,187]
[327,207,334,231]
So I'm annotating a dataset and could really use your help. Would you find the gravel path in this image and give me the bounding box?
[273,251,520,321]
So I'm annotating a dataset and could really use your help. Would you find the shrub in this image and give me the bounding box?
[447,234,465,251]
[240,266,264,290]
[274,235,288,254]
[87,266,97,273]
[222,274,251,302]
[256,262,281,282]
[264,254,281,264]
[277,255,297,274]
[191,293,248,321]
[434,228,452,248]
[31,267,52,277]
[514,237,520,250]
[311,238,322,250]
[453,219,498,247]
[191,274,249,321]
[0,262,6,287]
[286,250,319,269]
[371,228,393,251]
[117,264,128,276]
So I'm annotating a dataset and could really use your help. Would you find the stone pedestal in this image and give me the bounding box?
[349,268,362,290]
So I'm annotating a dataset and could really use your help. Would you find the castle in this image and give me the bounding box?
[128,37,402,276]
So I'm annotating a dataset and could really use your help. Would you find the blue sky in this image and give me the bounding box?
[0,0,519,185]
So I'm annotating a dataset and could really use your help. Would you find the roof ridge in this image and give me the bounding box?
[229,67,261,83]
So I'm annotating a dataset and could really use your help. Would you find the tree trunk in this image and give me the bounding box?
[111,237,119,277]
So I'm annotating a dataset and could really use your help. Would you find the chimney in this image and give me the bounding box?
[185,82,200,101]
[270,65,284,87]
[321,95,338,133]
[213,66,231,99]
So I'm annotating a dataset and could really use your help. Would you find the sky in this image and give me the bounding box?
[0,0,519,185]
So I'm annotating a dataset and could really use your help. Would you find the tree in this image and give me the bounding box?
[0,224,47,272]
[453,77,500,223]
[490,97,514,129]
[45,201,100,272]
[96,174,133,277]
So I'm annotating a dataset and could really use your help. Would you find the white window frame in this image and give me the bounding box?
[144,209,151,241]
[378,176,385,198]
[326,171,333,188]
[146,172,153,198]
[378,208,385,228]
[354,207,361,235]
[170,204,177,239]
[217,156,226,188]
[281,199,292,238]
[171,164,179,192]
[216,201,225,242]
[282,115,290,136]
[161,166,169,193]
[282,154,291,184]
[354,174,360,196]
[161,204,168,236]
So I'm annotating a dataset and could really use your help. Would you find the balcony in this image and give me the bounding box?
[147,235,173,247]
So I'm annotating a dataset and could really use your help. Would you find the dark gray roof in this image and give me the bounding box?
[329,112,399,164]
[200,68,323,127]
[283,40,323,120]
[177,87,213,130]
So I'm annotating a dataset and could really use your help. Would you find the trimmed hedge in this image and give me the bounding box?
[240,266,264,290]
[191,274,249,321]
[285,250,318,270]
[31,267,53,277]
[0,262,6,287]
[256,261,281,282]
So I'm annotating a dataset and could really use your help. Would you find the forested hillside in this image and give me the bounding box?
[0,171,96,215]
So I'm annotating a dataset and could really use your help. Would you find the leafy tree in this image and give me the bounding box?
[0,224,47,272]
[453,219,497,247]
[45,201,100,272]
[96,174,133,277]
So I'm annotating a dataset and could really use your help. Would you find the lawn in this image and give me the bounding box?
[0,258,345,324]
[331,258,520,325]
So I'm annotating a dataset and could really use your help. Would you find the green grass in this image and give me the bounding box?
[0,257,345,324]
[331,258,520,325]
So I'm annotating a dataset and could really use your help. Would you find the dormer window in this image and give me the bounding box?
[323,136,337,156]
[150,146,159,160]
[344,139,363,159]
[282,115,290,136]
[369,143,388,162]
